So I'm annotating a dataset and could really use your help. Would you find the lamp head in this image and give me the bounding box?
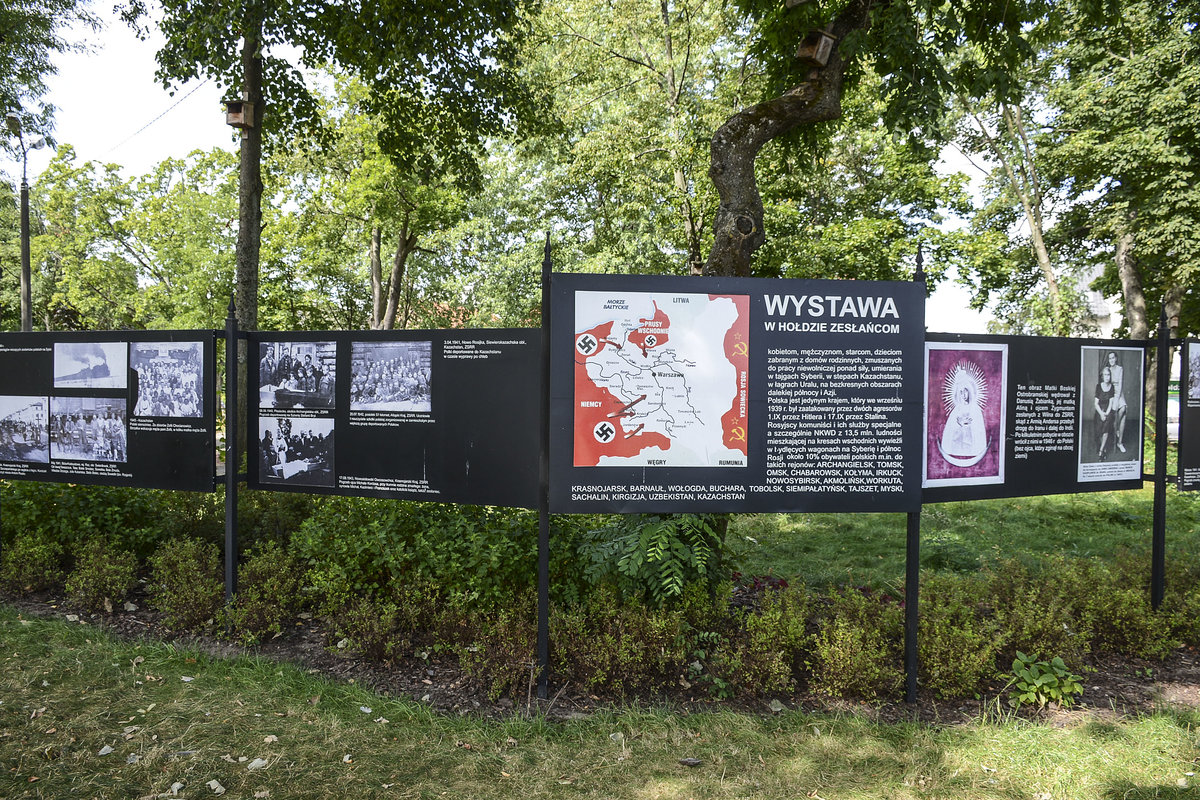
[5,113,20,137]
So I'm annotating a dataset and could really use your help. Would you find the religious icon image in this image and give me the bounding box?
[938,360,990,467]
[923,342,1007,487]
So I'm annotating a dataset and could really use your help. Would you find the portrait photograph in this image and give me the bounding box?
[1078,346,1143,481]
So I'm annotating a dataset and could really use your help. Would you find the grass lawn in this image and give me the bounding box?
[731,478,1200,589]
[3,608,1200,799]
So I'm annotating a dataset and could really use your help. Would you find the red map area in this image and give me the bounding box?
[573,321,671,466]
[717,294,750,455]
[626,303,670,355]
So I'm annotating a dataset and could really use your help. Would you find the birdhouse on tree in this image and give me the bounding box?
[225,101,255,129]
[796,29,837,68]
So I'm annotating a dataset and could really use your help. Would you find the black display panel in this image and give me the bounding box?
[1180,340,1200,492]
[922,333,1146,503]
[0,331,217,490]
[248,330,540,508]
[549,273,925,513]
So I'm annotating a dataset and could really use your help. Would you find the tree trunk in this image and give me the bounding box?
[1115,227,1147,340]
[369,226,383,329]
[704,0,874,277]
[235,11,263,458]
[236,15,262,332]
[380,213,417,330]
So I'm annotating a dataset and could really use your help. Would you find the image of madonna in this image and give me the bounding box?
[923,344,1006,487]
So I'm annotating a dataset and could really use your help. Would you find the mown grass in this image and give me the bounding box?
[731,478,1200,589]
[3,608,1200,799]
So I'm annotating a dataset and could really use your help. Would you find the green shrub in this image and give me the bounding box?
[550,586,689,697]
[919,573,1005,699]
[64,539,138,614]
[293,498,537,612]
[225,541,304,643]
[459,600,537,700]
[336,596,402,662]
[715,585,810,696]
[576,513,727,605]
[810,588,903,700]
[984,557,1090,663]
[146,538,224,630]
[0,530,64,594]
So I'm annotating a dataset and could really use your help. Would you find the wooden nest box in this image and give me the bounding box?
[225,101,255,129]
[796,29,836,68]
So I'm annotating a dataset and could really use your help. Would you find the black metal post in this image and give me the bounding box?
[19,178,31,332]
[224,297,239,605]
[536,233,552,699]
[904,245,926,703]
[1152,305,1169,609]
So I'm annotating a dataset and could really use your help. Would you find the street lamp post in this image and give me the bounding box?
[6,113,43,332]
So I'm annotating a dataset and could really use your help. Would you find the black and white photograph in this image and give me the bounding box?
[350,340,432,412]
[49,397,128,462]
[258,416,335,487]
[1189,341,1200,402]
[53,341,127,389]
[132,341,204,417]
[258,341,336,410]
[1078,346,1143,480]
[0,396,50,463]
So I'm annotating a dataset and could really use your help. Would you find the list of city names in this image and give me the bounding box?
[755,347,906,495]
[1013,384,1076,459]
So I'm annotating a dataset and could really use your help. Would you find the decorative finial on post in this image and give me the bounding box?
[914,242,926,284]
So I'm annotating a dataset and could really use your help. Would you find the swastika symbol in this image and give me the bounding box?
[576,334,598,355]
[593,421,616,443]
[644,334,657,347]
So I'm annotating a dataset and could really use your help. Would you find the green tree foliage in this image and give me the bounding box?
[523,0,741,277]
[752,70,973,283]
[704,0,1093,276]
[1041,0,1200,339]
[120,0,545,332]
[0,180,20,329]
[30,146,238,329]
[0,0,96,142]
[269,77,469,331]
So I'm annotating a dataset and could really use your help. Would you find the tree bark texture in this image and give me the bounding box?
[235,14,263,459]
[369,212,417,331]
[705,0,875,277]
[369,226,383,329]
[236,16,263,332]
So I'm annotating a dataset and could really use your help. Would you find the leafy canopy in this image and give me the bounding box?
[120,0,546,187]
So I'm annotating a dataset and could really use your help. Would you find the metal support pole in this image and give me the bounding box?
[536,233,552,699]
[904,244,926,703]
[905,511,921,703]
[224,297,240,605]
[1152,305,1169,609]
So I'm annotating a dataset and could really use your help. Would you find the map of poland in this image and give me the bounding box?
[574,291,749,467]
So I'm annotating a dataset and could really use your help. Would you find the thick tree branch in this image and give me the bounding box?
[704,0,876,277]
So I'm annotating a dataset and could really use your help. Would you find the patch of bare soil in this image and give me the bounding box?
[7,586,1200,726]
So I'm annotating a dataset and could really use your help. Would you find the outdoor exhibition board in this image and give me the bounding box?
[922,333,1146,502]
[248,329,541,507]
[1180,339,1200,491]
[548,273,926,513]
[0,331,216,490]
